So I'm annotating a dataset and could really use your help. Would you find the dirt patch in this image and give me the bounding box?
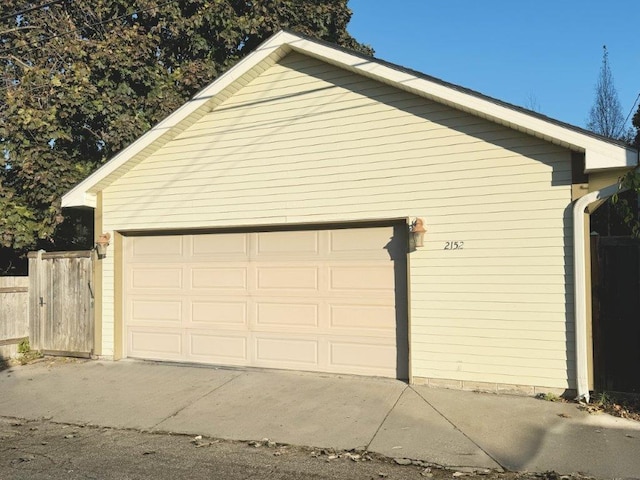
[2,354,86,371]
[536,391,640,423]
[579,392,640,422]
[0,418,608,480]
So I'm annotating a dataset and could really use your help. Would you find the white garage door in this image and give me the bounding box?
[123,226,407,378]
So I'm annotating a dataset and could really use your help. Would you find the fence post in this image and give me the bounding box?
[28,250,46,351]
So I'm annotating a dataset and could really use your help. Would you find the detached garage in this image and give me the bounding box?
[63,31,637,399]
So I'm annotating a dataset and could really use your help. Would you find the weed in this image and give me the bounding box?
[536,392,561,402]
[17,338,30,354]
[15,339,43,365]
[592,391,611,407]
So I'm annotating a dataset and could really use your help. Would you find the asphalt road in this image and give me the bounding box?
[0,417,602,480]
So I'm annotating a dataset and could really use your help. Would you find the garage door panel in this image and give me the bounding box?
[256,231,320,256]
[256,266,319,290]
[255,335,319,366]
[329,265,394,292]
[192,233,248,257]
[256,301,319,328]
[329,304,396,333]
[131,267,184,290]
[129,329,183,358]
[187,332,248,363]
[191,267,248,290]
[329,227,393,259]
[190,300,248,327]
[130,299,183,324]
[329,340,397,372]
[130,235,184,258]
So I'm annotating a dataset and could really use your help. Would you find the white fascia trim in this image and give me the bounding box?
[62,190,97,209]
[62,32,294,208]
[284,36,637,171]
[584,148,638,172]
[573,182,624,402]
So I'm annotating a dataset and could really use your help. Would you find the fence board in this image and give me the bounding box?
[0,276,29,358]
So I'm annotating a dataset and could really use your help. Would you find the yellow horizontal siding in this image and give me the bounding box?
[412,324,571,342]
[104,188,570,212]
[412,299,570,313]
[414,364,573,389]
[102,170,569,199]
[101,51,576,388]
[416,341,572,361]
[417,291,570,304]
[417,308,569,322]
[109,145,567,181]
[412,333,569,352]
[416,281,569,294]
[415,351,571,372]
[104,180,571,210]
[416,316,573,331]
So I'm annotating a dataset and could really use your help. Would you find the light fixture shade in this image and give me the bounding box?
[96,232,111,259]
[411,218,426,248]
[414,230,425,248]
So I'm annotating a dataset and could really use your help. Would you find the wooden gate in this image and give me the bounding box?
[591,236,640,393]
[28,251,94,357]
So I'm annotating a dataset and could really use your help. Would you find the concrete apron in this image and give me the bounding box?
[1,360,639,478]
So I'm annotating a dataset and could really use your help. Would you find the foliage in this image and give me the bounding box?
[15,337,43,365]
[611,170,640,238]
[0,0,372,252]
[588,45,640,237]
[535,392,562,402]
[17,338,30,354]
[632,97,640,147]
[586,46,628,140]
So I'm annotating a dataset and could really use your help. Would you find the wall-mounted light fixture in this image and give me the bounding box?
[409,218,426,249]
[95,233,111,259]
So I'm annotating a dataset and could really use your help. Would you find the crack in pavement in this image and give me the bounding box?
[150,372,245,431]
[365,384,408,451]
[410,386,504,470]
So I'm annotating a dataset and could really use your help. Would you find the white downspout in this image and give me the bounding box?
[573,183,623,402]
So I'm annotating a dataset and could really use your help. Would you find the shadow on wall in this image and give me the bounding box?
[384,223,409,381]
[562,204,577,397]
[285,52,573,188]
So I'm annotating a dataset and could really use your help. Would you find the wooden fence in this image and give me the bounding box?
[0,276,29,359]
[28,251,94,357]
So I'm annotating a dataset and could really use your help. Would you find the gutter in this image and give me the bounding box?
[572,182,624,402]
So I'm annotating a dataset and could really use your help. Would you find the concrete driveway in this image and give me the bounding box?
[1,359,639,478]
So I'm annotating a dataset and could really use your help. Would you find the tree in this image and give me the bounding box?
[586,45,627,139]
[631,97,640,147]
[524,92,541,113]
[0,0,372,259]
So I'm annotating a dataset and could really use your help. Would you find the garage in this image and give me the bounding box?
[123,224,408,378]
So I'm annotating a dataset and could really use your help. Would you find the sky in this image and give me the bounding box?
[346,0,640,130]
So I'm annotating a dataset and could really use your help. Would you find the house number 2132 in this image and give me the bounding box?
[444,241,464,250]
